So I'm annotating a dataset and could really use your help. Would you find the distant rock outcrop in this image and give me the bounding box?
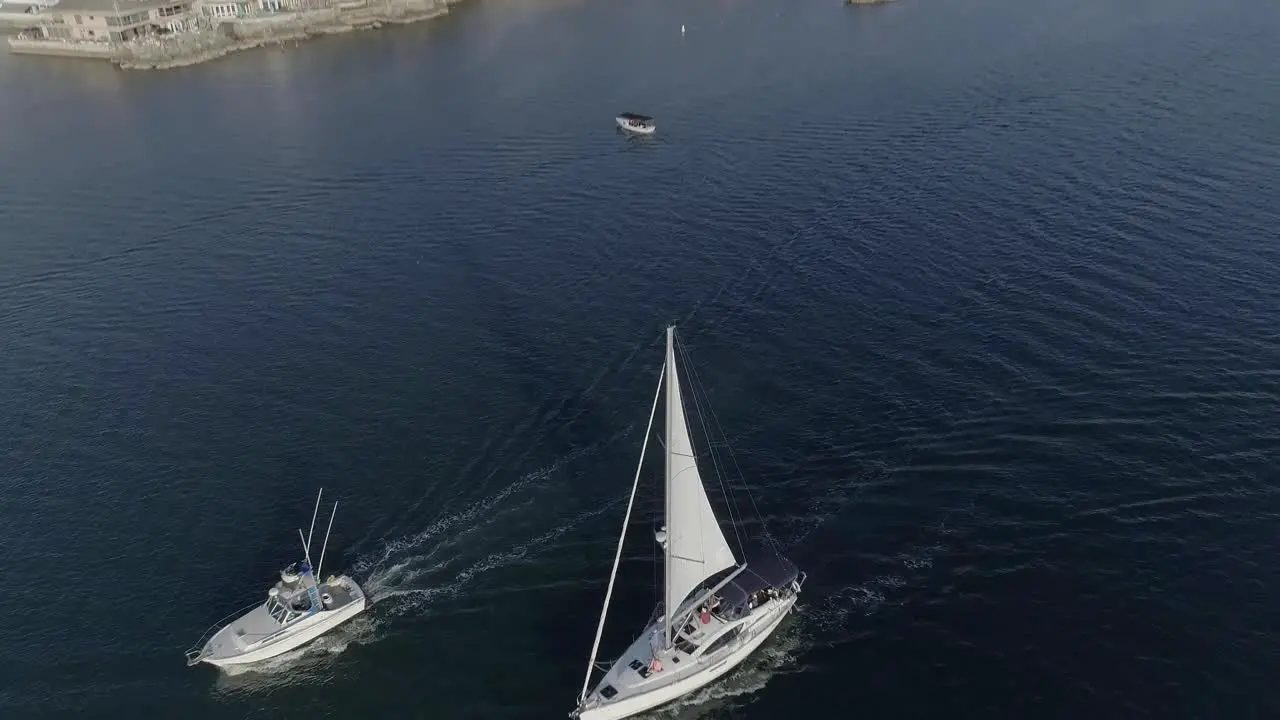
[846,0,897,6]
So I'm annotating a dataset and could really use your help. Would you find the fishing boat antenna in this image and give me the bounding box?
[316,501,338,581]
[301,488,323,565]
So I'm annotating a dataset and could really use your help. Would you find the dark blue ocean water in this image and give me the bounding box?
[2,0,1279,717]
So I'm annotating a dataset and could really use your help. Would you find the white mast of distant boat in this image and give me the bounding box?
[298,488,322,569]
[318,499,338,582]
[295,488,339,608]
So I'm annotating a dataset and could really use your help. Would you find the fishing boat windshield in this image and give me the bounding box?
[265,592,311,625]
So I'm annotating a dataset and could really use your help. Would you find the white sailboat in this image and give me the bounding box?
[184,489,368,668]
[573,326,806,720]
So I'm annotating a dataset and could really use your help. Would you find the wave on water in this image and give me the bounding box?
[361,489,624,620]
[354,425,633,615]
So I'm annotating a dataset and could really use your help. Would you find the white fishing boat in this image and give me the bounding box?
[615,112,656,134]
[572,326,806,720]
[185,490,368,668]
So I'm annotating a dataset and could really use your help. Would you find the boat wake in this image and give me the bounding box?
[354,467,549,600]
[355,427,630,617]
[361,489,623,619]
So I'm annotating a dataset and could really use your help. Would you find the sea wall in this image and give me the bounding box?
[8,0,462,69]
[0,10,40,32]
[10,36,115,57]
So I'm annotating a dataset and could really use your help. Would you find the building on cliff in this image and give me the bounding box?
[8,0,325,58]
[0,0,58,32]
[8,0,453,65]
[11,0,199,44]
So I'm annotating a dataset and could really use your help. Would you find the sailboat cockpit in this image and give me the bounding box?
[707,548,802,621]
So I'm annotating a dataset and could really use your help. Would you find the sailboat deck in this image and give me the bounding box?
[594,610,732,701]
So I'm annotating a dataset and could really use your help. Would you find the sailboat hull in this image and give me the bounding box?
[577,594,796,720]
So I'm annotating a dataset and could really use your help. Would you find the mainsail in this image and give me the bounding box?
[663,327,737,643]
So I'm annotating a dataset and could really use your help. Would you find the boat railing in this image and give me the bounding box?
[645,603,664,627]
[183,599,263,666]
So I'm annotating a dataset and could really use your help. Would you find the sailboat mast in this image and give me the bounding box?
[663,325,676,651]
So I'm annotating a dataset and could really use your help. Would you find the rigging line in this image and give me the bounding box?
[651,422,662,610]
[678,333,777,554]
[672,331,732,543]
[645,340,665,609]
[652,511,658,609]
[680,333,751,558]
[670,331,723,595]
[674,331,747,559]
[578,362,666,704]
[682,345,746,559]
[676,332,749,537]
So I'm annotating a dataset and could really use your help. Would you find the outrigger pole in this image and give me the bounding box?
[300,488,324,564]
[317,501,338,581]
